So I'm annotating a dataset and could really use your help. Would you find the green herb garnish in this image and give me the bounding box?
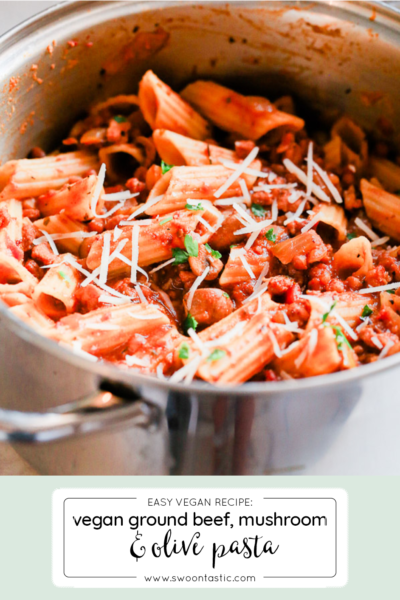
[223,292,230,299]
[347,232,357,240]
[58,270,70,283]
[205,243,222,259]
[361,305,373,318]
[185,202,204,211]
[322,300,337,323]
[160,216,172,225]
[265,228,276,243]
[161,160,173,175]
[178,343,190,360]
[172,248,189,264]
[183,313,198,333]
[251,203,266,217]
[184,234,198,257]
[207,348,226,362]
[113,115,127,123]
[387,290,396,294]
[331,325,352,351]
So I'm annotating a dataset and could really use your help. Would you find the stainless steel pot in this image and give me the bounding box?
[1,0,400,475]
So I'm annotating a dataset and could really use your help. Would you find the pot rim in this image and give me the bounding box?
[1,0,400,397]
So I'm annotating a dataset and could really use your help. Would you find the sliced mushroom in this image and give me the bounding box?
[183,288,234,326]
[188,243,223,280]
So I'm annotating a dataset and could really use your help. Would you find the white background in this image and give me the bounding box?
[53,488,348,588]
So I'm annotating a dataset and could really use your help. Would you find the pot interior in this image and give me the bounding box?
[0,1,400,162]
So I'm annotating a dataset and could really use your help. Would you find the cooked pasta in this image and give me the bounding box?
[2,69,400,384]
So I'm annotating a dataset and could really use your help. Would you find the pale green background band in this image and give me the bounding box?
[0,476,398,599]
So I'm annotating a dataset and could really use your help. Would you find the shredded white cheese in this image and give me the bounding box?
[268,329,282,358]
[378,339,395,359]
[253,262,270,294]
[283,158,330,202]
[39,229,59,255]
[126,355,151,367]
[219,157,268,179]
[354,217,379,241]
[356,316,371,332]
[295,328,319,368]
[149,258,176,273]
[198,216,214,232]
[214,146,259,198]
[81,239,128,288]
[205,321,246,348]
[128,311,161,320]
[358,282,400,294]
[98,294,131,305]
[187,327,206,353]
[306,141,313,197]
[253,183,297,192]
[64,256,131,300]
[301,212,321,233]
[102,190,139,201]
[232,202,256,226]
[239,178,251,203]
[113,226,122,241]
[130,224,139,283]
[91,162,106,217]
[284,199,307,226]
[214,196,247,207]
[135,284,148,304]
[186,266,210,310]
[125,194,164,221]
[371,336,384,350]
[98,232,111,284]
[156,364,166,379]
[311,159,343,204]
[371,236,390,248]
[70,341,98,362]
[33,231,97,245]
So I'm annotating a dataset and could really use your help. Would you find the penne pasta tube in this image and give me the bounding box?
[181,80,304,140]
[331,116,368,172]
[89,94,139,116]
[32,255,82,320]
[315,203,347,241]
[34,214,91,254]
[323,135,342,171]
[184,294,293,384]
[10,300,55,332]
[145,164,260,215]
[138,70,212,140]
[152,129,237,167]
[0,252,38,286]
[303,291,374,331]
[86,209,216,277]
[51,302,171,355]
[219,246,269,286]
[272,230,324,265]
[37,175,100,221]
[0,151,99,200]
[361,178,400,241]
[0,291,31,307]
[98,143,145,182]
[273,326,342,378]
[369,157,400,193]
[0,280,34,298]
[122,325,185,374]
[380,291,400,335]
[333,235,372,279]
[0,198,23,261]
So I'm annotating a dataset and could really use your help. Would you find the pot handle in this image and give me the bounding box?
[0,384,163,444]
